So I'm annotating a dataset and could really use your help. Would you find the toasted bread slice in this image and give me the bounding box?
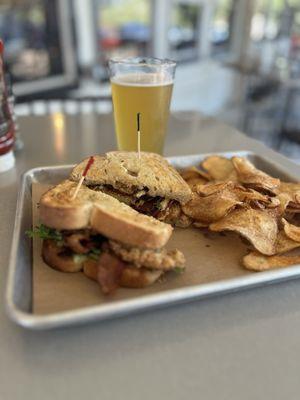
[40,180,172,249]
[70,151,192,204]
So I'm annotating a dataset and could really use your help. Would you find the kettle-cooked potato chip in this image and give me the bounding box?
[275,230,300,254]
[279,182,300,199]
[231,157,280,193]
[196,181,234,196]
[178,155,300,273]
[282,218,300,243]
[233,186,268,202]
[277,192,293,214]
[180,166,210,182]
[277,183,300,214]
[209,208,278,255]
[201,156,237,182]
[243,251,300,271]
[234,186,280,210]
[182,189,241,224]
[193,221,209,228]
[186,178,207,191]
[287,203,300,213]
[180,166,209,191]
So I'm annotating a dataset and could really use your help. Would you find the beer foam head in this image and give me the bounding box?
[111,73,173,87]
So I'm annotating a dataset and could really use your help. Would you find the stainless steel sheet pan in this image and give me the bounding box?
[6,151,300,329]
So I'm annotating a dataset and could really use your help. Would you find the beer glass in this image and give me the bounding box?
[109,57,176,154]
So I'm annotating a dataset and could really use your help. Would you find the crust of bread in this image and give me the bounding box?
[39,181,94,230]
[91,204,171,249]
[40,180,172,249]
[39,202,92,231]
[70,151,192,204]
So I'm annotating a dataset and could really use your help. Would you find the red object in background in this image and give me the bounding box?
[290,35,300,51]
[0,39,15,156]
[100,37,121,50]
[0,128,14,154]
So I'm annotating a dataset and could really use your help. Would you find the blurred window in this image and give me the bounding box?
[210,0,234,57]
[0,0,64,82]
[250,0,300,42]
[95,0,151,66]
[168,2,201,62]
[249,0,300,76]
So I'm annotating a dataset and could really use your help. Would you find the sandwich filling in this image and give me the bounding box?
[28,224,185,294]
[87,184,192,228]
[69,152,193,227]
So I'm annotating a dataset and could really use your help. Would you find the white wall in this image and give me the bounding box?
[73,0,98,68]
[151,0,170,58]
[229,0,255,66]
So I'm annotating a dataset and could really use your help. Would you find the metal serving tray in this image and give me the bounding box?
[6,151,300,330]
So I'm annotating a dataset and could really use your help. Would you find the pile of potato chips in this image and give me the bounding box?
[180,156,300,271]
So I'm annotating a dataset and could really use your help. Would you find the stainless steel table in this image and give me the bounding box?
[1,112,300,400]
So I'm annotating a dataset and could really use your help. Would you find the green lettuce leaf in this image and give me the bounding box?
[26,224,63,242]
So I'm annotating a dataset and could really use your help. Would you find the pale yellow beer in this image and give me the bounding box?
[111,73,174,154]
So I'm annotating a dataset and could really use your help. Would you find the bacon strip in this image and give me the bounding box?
[97,253,125,294]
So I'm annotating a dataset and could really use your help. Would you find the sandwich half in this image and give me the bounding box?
[34,180,185,294]
[70,151,192,227]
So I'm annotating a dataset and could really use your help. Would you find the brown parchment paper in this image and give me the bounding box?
[32,183,251,315]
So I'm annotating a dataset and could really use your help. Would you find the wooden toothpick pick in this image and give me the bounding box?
[71,156,94,200]
[137,112,141,159]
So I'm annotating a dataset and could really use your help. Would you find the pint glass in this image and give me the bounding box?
[109,57,176,154]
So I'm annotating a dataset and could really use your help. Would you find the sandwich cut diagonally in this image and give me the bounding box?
[70,151,192,227]
[36,180,185,294]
